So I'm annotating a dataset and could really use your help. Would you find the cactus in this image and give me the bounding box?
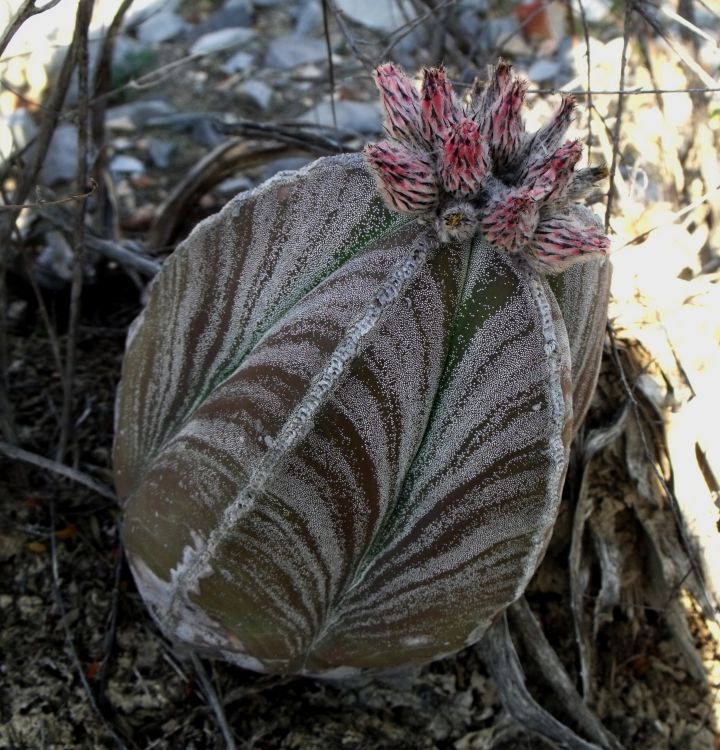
[114,62,610,678]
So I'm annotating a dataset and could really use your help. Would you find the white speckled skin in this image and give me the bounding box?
[114,154,608,676]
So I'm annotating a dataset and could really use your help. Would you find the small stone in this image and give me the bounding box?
[261,156,314,181]
[106,99,175,130]
[299,100,382,134]
[216,176,254,195]
[195,3,252,33]
[148,139,174,168]
[238,80,273,109]
[126,0,181,27]
[6,300,27,325]
[334,0,416,31]
[110,155,146,174]
[222,51,255,74]
[0,108,37,162]
[571,0,608,22]
[528,58,561,83]
[35,231,74,289]
[39,123,78,185]
[294,0,323,35]
[190,27,256,56]
[136,10,186,43]
[480,17,531,56]
[264,35,327,69]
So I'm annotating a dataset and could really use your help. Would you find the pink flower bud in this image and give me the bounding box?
[529,212,609,272]
[440,118,490,196]
[374,63,424,145]
[480,187,538,251]
[420,66,462,144]
[524,140,583,203]
[364,140,439,215]
[475,60,513,121]
[528,94,576,160]
[483,78,527,171]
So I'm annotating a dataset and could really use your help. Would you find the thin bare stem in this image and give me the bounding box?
[96,545,124,710]
[49,495,128,749]
[0,0,62,58]
[57,0,93,463]
[90,0,135,239]
[321,0,338,131]
[576,0,594,164]
[604,0,633,231]
[327,0,375,72]
[0,180,97,210]
[189,653,238,750]
[0,440,119,502]
[20,251,64,375]
[0,0,84,445]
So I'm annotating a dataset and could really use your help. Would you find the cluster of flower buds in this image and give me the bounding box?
[364,61,610,273]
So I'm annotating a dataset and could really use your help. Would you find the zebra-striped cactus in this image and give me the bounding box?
[114,62,610,677]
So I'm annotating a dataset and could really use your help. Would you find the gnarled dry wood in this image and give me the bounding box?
[479,615,602,750]
[509,597,624,750]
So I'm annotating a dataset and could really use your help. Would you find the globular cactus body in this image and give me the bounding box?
[115,62,610,677]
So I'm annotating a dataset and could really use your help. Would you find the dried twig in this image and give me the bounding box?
[604,0,633,232]
[0,180,97,210]
[321,0,338,131]
[0,0,88,445]
[0,440,119,502]
[90,0,135,240]
[380,0,456,62]
[49,494,128,749]
[57,0,93,463]
[576,0,594,164]
[96,545,124,711]
[606,323,718,620]
[327,0,375,73]
[509,598,625,750]
[0,0,62,58]
[480,615,602,750]
[36,203,162,277]
[189,653,238,750]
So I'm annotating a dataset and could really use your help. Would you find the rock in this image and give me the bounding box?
[299,100,382,134]
[0,108,38,163]
[476,17,532,57]
[35,231,75,289]
[570,0,608,22]
[216,175,254,195]
[136,10,186,43]
[190,27,256,56]
[238,80,273,109]
[222,51,255,74]
[195,2,253,33]
[253,0,284,6]
[294,0,323,35]
[106,99,176,131]
[260,156,314,181]
[39,124,78,186]
[148,139,174,169]
[334,0,416,31]
[528,58,561,83]
[125,0,181,27]
[110,155,146,174]
[264,35,327,69]
[699,36,720,75]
